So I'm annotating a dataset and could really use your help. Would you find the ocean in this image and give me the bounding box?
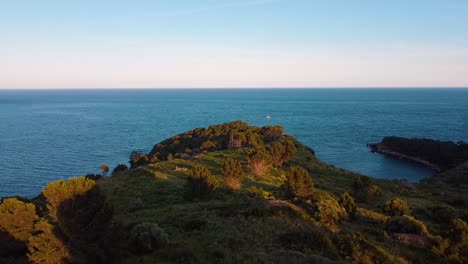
[1,88,467,198]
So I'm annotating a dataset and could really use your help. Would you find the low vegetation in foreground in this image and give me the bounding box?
[1,121,467,263]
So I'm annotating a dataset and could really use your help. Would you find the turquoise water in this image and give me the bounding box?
[1,88,467,198]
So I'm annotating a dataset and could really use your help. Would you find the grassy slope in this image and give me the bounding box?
[98,137,468,263]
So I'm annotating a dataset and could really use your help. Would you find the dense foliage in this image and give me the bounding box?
[376,136,468,170]
[185,165,219,199]
[222,157,244,190]
[285,166,314,198]
[339,192,357,218]
[0,177,113,264]
[268,140,297,168]
[148,121,283,162]
[383,198,410,216]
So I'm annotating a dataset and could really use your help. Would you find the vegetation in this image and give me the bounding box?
[1,121,467,263]
[339,192,357,218]
[383,198,410,216]
[284,166,314,198]
[100,164,110,176]
[269,140,297,168]
[112,164,128,175]
[185,165,219,199]
[221,157,244,190]
[248,148,271,179]
[370,136,468,184]
[376,136,468,170]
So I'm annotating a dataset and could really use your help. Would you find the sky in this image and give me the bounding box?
[1,0,468,89]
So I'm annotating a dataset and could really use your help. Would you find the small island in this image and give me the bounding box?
[1,121,467,263]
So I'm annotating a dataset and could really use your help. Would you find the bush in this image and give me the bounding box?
[385,215,429,235]
[111,164,128,175]
[352,176,382,202]
[339,192,357,218]
[383,198,410,216]
[352,175,372,190]
[448,218,468,245]
[269,140,297,168]
[222,157,244,190]
[129,222,169,253]
[185,165,219,199]
[248,149,271,179]
[42,177,96,222]
[285,166,314,198]
[309,196,347,229]
[0,198,38,242]
[129,151,149,168]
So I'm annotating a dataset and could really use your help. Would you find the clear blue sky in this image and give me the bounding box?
[1,0,468,88]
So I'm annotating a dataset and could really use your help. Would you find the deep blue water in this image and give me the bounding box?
[1,88,467,198]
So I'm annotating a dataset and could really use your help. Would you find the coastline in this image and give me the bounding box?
[368,143,441,173]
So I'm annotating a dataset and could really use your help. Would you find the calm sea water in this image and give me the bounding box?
[1,88,467,198]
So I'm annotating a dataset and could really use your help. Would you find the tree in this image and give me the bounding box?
[269,140,297,168]
[222,157,244,190]
[100,164,109,176]
[383,198,410,216]
[0,198,38,242]
[248,149,271,179]
[42,177,96,222]
[185,165,219,199]
[285,166,314,198]
[339,192,357,218]
[111,164,128,175]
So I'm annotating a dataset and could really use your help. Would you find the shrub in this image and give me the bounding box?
[285,166,314,198]
[385,215,429,235]
[42,177,96,222]
[339,192,357,218]
[269,140,297,168]
[222,157,244,190]
[185,165,219,199]
[383,198,410,216]
[111,164,128,175]
[449,218,468,244]
[352,176,381,202]
[100,164,109,176]
[129,222,169,253]
[430,205,456,224]
[248,149,271,179]
[352,175,372,190]
[0,198,38,242]
[201,140,216,151]
[129,151,149,168]
[309,196,347,229]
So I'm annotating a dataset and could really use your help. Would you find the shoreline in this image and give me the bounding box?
[368,143,441,172]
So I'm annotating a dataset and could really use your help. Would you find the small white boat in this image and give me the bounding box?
[266,114,271,119]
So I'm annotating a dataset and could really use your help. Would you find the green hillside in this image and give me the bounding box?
[1,121,467,264]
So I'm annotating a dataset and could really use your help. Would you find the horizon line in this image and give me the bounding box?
[1,86,468,90]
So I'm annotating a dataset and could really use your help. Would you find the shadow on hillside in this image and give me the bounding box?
[0,231,29,264]
[54,184,114,264]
